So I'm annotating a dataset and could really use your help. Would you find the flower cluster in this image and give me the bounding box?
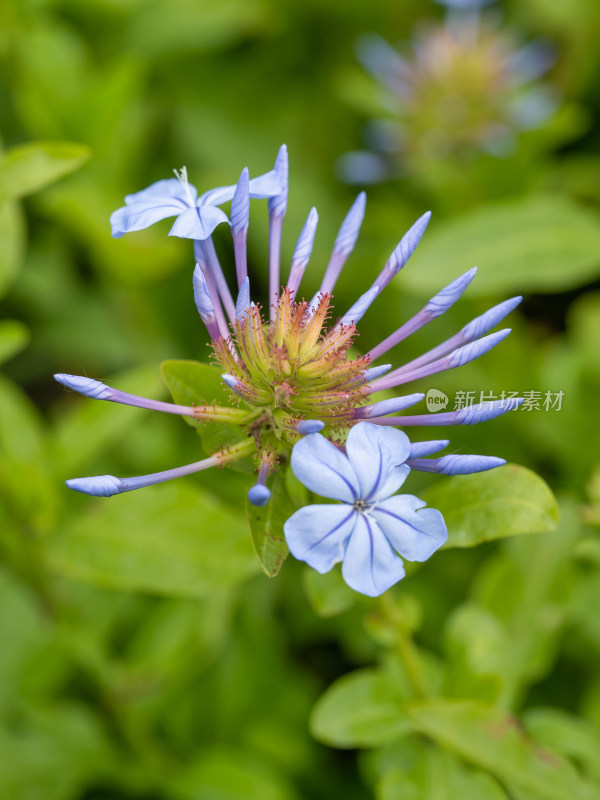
[55,145,521,595]
[340,0,557,183]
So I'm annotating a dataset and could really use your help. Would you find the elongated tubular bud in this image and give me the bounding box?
[287,207,318,301]
[354,392,424,418]
[368,399,523,426]
[231,167,250,288]
[369,211,431,295]
[338,285,379,328]
[221,373,270,404]
[247,455,272,507]
[200,237,236,323]
[54,373,247,422]
[296,419,325,434]
[364,364,392,381]
[388,296,523,378]
[409,440,450,458]
[319,192,366,295]
[193,242,229,338]
[193,264,222,341]
[66,439,255,497]
[369,329,511,392]
[367,268,477,361]
[235,277,251,320]
[269,145,289,318]
[407,455,506,475]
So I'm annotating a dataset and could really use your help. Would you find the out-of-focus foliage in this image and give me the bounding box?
[0,0,599,797]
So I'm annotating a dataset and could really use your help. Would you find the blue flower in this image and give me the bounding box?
[284,422,447,597]
[110,165,283,240]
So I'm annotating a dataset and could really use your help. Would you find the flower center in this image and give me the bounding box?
[352,499,369,512]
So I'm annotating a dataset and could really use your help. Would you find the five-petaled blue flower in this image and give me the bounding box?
[110,165,283,240]
[284,422,447,597]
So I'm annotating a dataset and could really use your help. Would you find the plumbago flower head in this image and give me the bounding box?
[340,0,557,182]
[56,145,522,595]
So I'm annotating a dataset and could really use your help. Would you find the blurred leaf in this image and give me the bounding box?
[422,465,559,548]
[302,565,357,618]
[310,668,411,748]
[47,482,258,597]
[246,471,290,578]
[0,320,29,365]
[0,201,25,300]
[406,699,599,800]
[523,708,600,785]
[0,141,90,204]
[404,194,600,296]
[172,745,298,800]
[379,746,509,800]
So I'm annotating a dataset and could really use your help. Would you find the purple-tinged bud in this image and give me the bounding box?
[374,211,431,292]
[333,192,366,258]
[409,440,450,458]
[297,420,325,434]
[221,374,240,392]
[235,277,251,320]
[193,264,215,319]
[66,475,122,497]
[461,297,522,341]
[424,267,477,316]
[447,329,511,368]
[339,285,379,327]
[288,207,318,297]
[456,399,523,424]
[364,364,392,381]
[269,144,288,220]
[231,167,250,237]
[407,455,506,475]
[54,374,112,400]
[356,393,424,418]
[248,484,271,506]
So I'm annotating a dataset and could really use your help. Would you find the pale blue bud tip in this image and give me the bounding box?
[66,475,122,497]
[221,374,239,390]
[297,420,325,434]
[248,484,271,506]
[54,373,112,400]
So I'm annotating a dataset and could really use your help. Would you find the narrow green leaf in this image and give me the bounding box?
[310,669,411,748]
[0,141,90,203]
[422,465,559,548]
[47,482,258,598]
[0,320,29,365]
[404,194,600,296]
[246,471,290,577]
[406,699,599,800]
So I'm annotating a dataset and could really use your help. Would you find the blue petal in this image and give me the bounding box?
[341,513,406,596]
[371,495,447,562]
[110,200,188,237]
[168,206,229,240]
[345,422,411,501]
[284,504,356,573]
[290,433,359,502]
[247,168,284,198]
[124,178,195,205]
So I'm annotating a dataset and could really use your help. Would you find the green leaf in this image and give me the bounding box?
[403,194,600,296]
[310,669,411,748]
[47,482,258,598]
[406,699,599,800]
[0,141,90,203]
[246,470,290,578]
[302,566,357,618]
[0,201,25,300]
[422,465,559,548]
[379,746,509,800]
[161,359,250,470]
[0,320,29,365]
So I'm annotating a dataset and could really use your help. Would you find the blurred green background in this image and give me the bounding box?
[1,0,600,797]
